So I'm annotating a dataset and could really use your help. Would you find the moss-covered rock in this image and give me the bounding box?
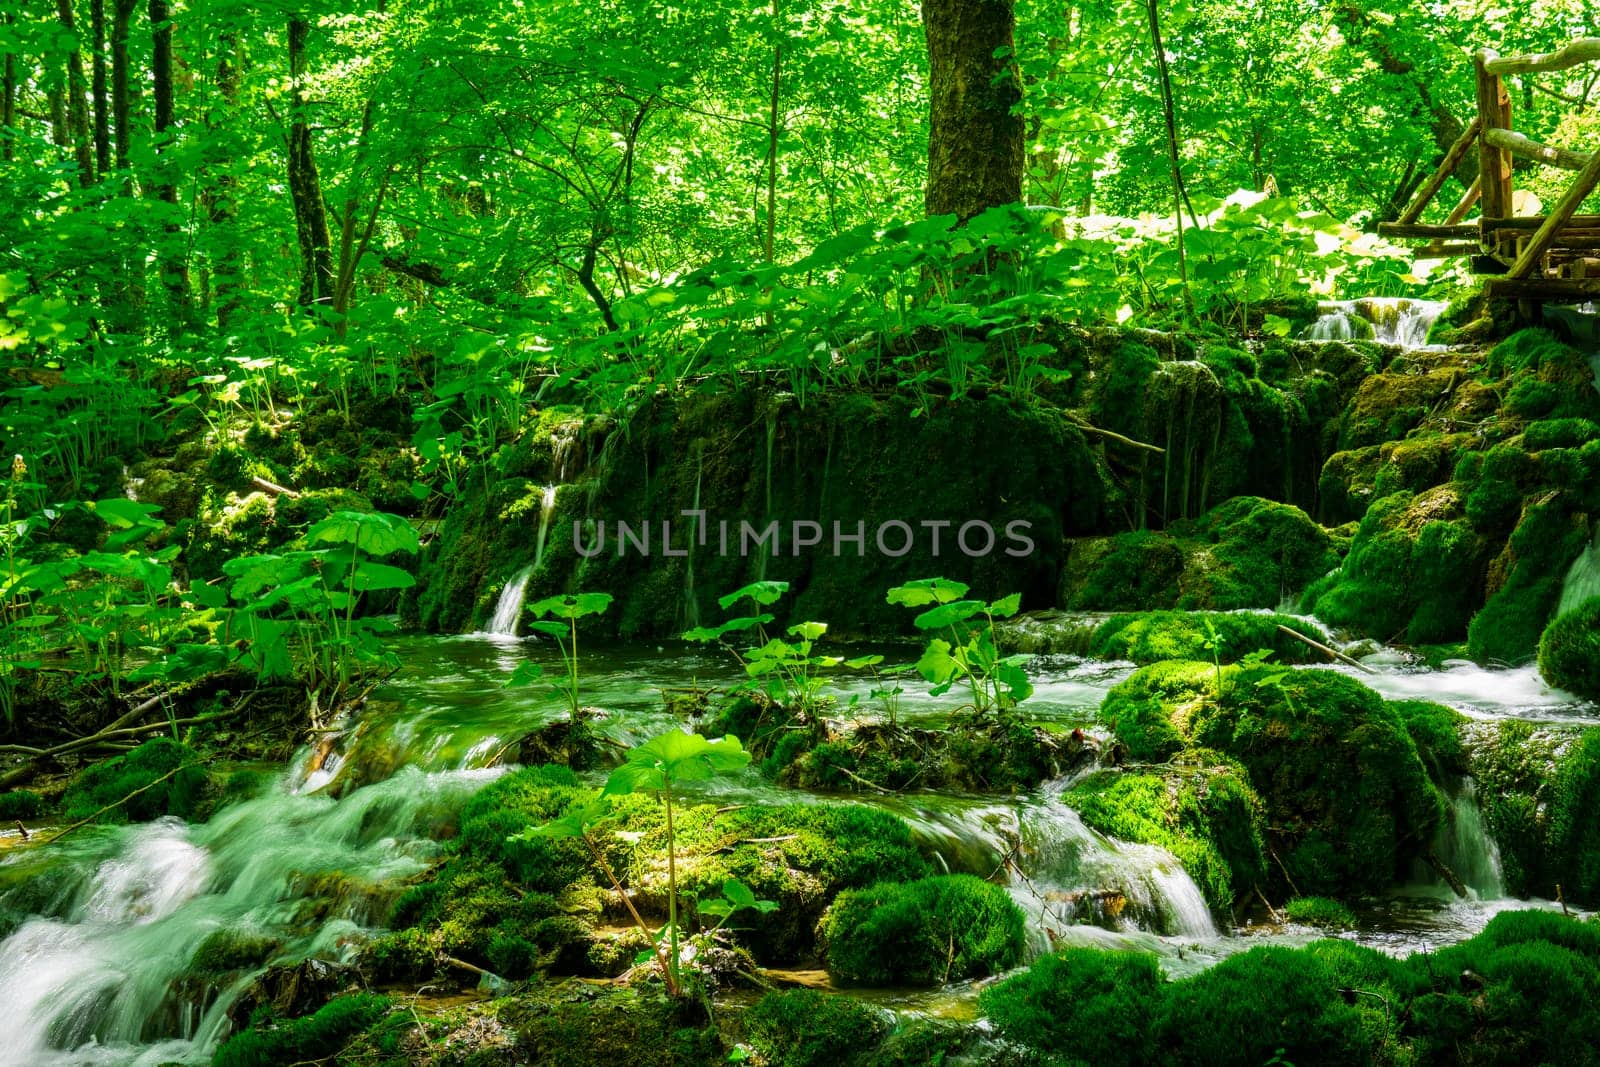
[1539,598,1600,703]
[213,992,391,1067]
[189,929,283,979]
[1100,660,1217,763]
[1065,765,1267,910]
[1303,486,1488,644]
[743,989,889,1067]
[819,875,1025,986]
[505,985,721,1067]
[979,949,1165,1067]
[61,737,209,824]
[1088,610,1324,666]
[1469,500,1590,665]
[1282,896,1356,929]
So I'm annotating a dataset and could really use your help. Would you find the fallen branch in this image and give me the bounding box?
[1066,414,1166,454]
[44,762,205,845]
[1276,624,1376,675]
[830,764,893,794]
[1427,849,1468,899]
[251,474,301,499]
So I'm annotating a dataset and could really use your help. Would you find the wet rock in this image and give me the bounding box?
[226,958,361,1029]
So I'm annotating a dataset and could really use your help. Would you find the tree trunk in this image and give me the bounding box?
[149,0,191,314]
[90,0,109,177]
[921,0,1023,221]
[210,31,242,329]
[111,0,136,172]
[55,0,95,187]
[1,12,14,163]
[287,15,334,308]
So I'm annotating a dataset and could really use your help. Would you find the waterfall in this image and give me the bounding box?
[486,565,533,636]
[0,766,496,1065]
[1437,779,1504,900]
[532,484,559,572]
[1557,526,1600,618]
[1307,298,1446,349]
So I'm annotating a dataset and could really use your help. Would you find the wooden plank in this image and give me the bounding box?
[1486,38,1600,76]
[1376,222,1480,239]
[1482,214,1600,230]
[1444,176,1481,224]
[1414,243,1481,257]
[1398,116,1481,223]
[1487,276,1600,299]
[1475,51,1513,248]
[1484,127,1591,170]
[1506,146,1600,278]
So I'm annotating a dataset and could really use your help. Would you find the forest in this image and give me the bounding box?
[7,0,1600,1063]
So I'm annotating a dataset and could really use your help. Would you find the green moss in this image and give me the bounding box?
[1188,668,1447,896]
[1469,501,1589,665]
[1507,378,1560,418]
[188,929,282,979]
[1539,598,1600,702]
[1461,444,1536,533]
[1101,660,1216,762]
[979,949,1164,1067]
[820,875,1025,986]
[1282,896,1356,929]
[0,790,43,820]
[744,990,889,1067]
[1549,730,1600,906]
[1390,699,1468,783]
[1088,611,1323,666]
[1487,328,1568,376]
[1065,766,1266,911]
[61,738,208,824]
[507,985,721,1066]
[1066,531,1186,611]
[866,1020,976,1067]
[211,992,392,1067]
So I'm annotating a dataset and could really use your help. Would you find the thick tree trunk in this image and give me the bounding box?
[1,12,14,163]
[921,0,1023,221]
[287,16,334,308]
[210,32,241,329]
[149,0,191,315]
[90,0,109,177]
[56,0,95,187]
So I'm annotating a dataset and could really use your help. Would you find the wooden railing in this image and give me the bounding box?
[1377,39,1600,302]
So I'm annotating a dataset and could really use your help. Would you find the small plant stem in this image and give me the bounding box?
[664,772,681,992]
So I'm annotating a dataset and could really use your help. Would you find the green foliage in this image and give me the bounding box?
[979,949,1165,1067]
[61,738,208,824]
[886,578,1031,712]
[211,993,391,1067]
[819,875,1025,986]
[744,990,889,1067]
[1539,598,1600,703]
[0,790,43,820]
[1548,730,1600,906]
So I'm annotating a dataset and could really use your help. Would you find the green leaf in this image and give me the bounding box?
[530,592,613,619]
[717,581,788,610]
[350,561,416,591]
[786,621,826,641]
[723,878,757,910]
[913,599,983,630]
[602,730,750,795]
[886,577,969,608]
[506,661,545,687]
[986,593,1022,618]
[306,510,419,556]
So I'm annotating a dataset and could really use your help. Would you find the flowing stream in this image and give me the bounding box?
[1307,298,1446,348]
[0,630,1584,1063]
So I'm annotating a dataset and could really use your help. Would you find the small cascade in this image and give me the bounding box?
[1307,298,1446,348]
[1437,780,1505,900]
[0,766,495,1065]
[532,484,559,572]
[485,565,533,636]
[1557,526,1600,618]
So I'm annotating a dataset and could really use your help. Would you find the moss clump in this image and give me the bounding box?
[1469,501,1589,665]
[1390,699,1469,784]
[1525,418,1600,452]
[1088,611,1323,666]
[1065,767,1266,911]
[743,989,888,1067]
[1065,498,1337,612]
[820,875,1025,986]
[979,950,1164,1067]
[189,930,282,979]
[1468,721,1563,898]
[1539,598,1600,702]
[1282,896,1356,928]
[61,738,208,823]
[1186,668,1447,896]
[1100,660,1216,762]
[1302,487,1487,644]
[212,993,391,1067]
[0,790,43,820]
[1548,730,1600,906]
[507,984,720,1066]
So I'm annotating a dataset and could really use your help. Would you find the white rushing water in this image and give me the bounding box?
[0,767,497,1065]
[485,564,533,636]
[1439,780,1505,900]
[1307,298,1446,349]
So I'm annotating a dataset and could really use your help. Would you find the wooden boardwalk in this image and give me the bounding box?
[1377,39,1600,307]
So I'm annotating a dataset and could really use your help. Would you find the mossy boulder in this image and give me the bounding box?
[61,738,209,824]
[1539,598,1600,702]
[1065,765,1267,910]
[1064,497,1337,612]
[1282,896,1355,929]
[819,875,1026,986]
[979,949,1165,1067]
[213,992,391,1067]
[743,989,889,1067]
[1087,610,1324,666]
[505,985,721,1067]
[1302,486,1488,644]
[1099,661,1217,762]
[1469,500,1590,665]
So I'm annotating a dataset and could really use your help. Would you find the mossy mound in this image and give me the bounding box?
[1302,486,1488,645]
[189,929,283,980]
[0,790,43,820]
[743,989,889,1067]
[212,992,391,1067]
[818,874,1026,986]
[1469,500,1590,665]
[61,737,209,824]
[1064,497,1337,612]
[1104,665,1450,897]
[1064,765,1267,910]
[505,985,721,1067]
[1282,896,1356,928]
[979,949,1166,1067]
[1539,598,1600,703]
[1087,610,1324,666]
[1467,721,1566,899]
